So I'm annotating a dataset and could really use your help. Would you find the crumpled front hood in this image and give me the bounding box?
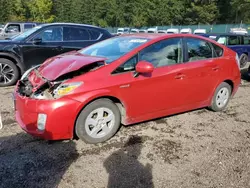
[38,51,107,81]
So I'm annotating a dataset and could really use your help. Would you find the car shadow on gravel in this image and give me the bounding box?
[104,135,154,188]
[241,67,250,82]
[0,132,79,188]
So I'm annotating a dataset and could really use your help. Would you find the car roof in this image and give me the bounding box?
[201,33,250,37]
[6,22,40,24]
[119,33,213,40]
[39,22,105,29]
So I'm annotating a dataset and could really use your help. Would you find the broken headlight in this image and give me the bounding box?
[53,82,83,98]
[21,65,41,80]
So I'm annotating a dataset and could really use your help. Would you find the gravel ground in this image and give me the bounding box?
[0,67,250,188]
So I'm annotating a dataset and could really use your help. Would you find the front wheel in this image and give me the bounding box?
[75,99,121,144]
[209,82,232,112]
[239,54,248,69]
[0,58,19,87]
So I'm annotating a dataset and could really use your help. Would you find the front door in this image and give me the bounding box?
[21,26,66,70]
[111,37,193,120]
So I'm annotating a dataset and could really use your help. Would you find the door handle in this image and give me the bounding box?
[56,46,63,51]
[212,66,220,71]
[175,73,186,80]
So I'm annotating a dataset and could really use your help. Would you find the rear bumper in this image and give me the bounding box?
[14,89,82,140]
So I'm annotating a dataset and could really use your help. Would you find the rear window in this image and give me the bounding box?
[24,24,34,30]
[89,29,101,40]
[211,43,223,57]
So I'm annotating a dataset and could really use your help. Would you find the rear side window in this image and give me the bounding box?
[228,36,240,45]
[89,29,101,40]
[186,38,213,62]
[243,36,250,45]
[211,43,223,57]
[24,24,34,30]
[63,27,90,41]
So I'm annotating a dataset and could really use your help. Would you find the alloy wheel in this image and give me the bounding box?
[0,63,15,84]
[216,87,230,108]
[85,107,115,139]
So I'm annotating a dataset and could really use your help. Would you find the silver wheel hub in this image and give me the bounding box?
[85,107,115,139]
[216,87,230,108]
[0,63,14,84]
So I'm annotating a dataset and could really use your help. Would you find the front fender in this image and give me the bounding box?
[68,89,126,114]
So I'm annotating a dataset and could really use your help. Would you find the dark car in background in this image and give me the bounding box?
[0,23,113,87]
[201,33,250,68]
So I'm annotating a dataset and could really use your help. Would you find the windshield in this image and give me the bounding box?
[12,26,42,41]
[80,37,150,64]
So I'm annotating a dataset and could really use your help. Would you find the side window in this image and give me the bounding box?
[211,43,224,57]
[5,24,21,33]
[63,27,90,41]
[112,55,137,74]
[89,29,101,40]
[24,24,34,31]
[139,38,183,67]
[186,38,213,62]
[228,36,240,45]
[34,26,63,42]
[243,36,250,45]
[217,36,227,45]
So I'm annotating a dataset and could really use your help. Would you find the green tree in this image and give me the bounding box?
[29,0,54,23]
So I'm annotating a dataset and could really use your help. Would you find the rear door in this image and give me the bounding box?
[181,37,222,104]
[227,35,244,56]
[62,26,98,51]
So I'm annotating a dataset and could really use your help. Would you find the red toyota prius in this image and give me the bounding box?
[14,34,241,144]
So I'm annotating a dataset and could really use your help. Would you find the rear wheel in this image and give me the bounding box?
[0,58,19,87]
[209,82,232,112]
[239,53,248,68]
[75,99,121,144]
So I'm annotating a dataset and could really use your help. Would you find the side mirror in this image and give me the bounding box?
[32,38,42,45]
[134,61,154,77]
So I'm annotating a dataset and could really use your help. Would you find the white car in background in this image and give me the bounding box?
[130,29,139,34]
[139,29,147,33]
[117,27,130,35]
[166,28,179,34]
[147,27,158,33]
[193,29,207,34]
[157,30,168,33]
[180,28,192,34]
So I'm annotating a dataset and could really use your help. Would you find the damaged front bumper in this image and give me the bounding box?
[14,80,82,140]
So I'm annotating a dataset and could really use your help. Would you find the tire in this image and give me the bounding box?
[0,58,19,87]
[239,53,248,69]
[75,99,121,144]
[209,82,232,112]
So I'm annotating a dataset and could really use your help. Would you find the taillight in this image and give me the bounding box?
[235,54,240,70]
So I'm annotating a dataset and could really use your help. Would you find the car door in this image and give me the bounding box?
[21,26,66,69]
[181,37,221,104]
[112,38,193,120]
[227,35,244,55]
[62,26,95,51]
